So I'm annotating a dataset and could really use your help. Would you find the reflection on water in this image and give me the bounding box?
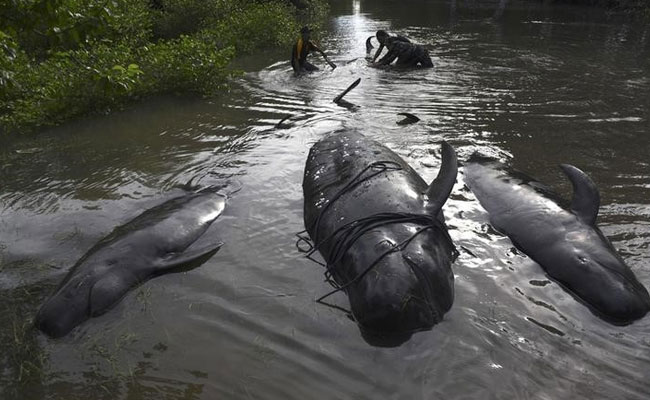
[1,0,650,398]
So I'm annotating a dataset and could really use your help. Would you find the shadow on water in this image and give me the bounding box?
[1,0,650,398]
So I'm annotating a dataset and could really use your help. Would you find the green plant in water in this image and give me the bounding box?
[0,286,49,398]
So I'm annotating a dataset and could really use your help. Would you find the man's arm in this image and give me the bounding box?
[375,49,398,65]
[310,41,336,69]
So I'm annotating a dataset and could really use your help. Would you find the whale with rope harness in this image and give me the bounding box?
[298,131,458,346]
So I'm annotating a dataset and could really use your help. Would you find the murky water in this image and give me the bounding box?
[2,0,650,398]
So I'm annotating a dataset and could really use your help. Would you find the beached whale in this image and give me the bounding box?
[35,188,226,338]
[464,156,650,324]
[301,131,458,346]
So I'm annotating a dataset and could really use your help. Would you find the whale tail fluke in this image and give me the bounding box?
[425,141,458,215]
[365,36,374,53]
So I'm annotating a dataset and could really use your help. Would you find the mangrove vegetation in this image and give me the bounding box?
[0,0,327,132]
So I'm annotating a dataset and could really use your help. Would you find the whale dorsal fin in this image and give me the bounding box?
[426,141,458,215]
[559,164,600,225]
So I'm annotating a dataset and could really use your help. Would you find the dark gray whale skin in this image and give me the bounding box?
[35,189,226,338]
[464,156,650,324]
[302,131,458,346]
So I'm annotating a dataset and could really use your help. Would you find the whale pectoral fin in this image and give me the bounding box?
[89,273,128,317]
[559,164,600,225]
[154,242,224,272]
[425,141,458,214]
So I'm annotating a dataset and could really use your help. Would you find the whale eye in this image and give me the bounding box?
[375,239,396,250]
[577,256,588,264]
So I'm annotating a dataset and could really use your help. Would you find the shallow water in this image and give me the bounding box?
[2,0,650,398]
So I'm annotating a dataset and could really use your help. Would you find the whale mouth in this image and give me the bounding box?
[353,276,443,348]
[35,306,73,338]
[550,264,650,325]
[573,293,649,326]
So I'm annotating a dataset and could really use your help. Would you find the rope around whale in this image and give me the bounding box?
[296,160,458,312]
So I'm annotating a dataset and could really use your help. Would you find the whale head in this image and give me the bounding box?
[548,164,650,323]
[35,272,94,338]
[35,295,87,338]
[35,261,129,338]
[342,226,455,347]
[546,227,650,324]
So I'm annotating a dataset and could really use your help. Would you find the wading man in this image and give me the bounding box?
[291,26,335,74]
[371,30,433,68]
